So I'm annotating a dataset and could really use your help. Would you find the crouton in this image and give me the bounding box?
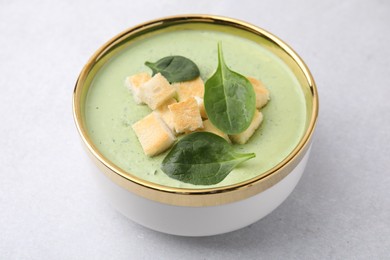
[200,119,230,143]
[229,110,263,144]
[247,76,270,109]
[154,98,177,132]
[125,72,151,104]
[139,73,176,110]
[194,96,207,119]
[132,113,175,157]
[173,77,204,101]
[168,97,203,134]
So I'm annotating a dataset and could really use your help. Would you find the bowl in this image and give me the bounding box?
[73,15,318,236]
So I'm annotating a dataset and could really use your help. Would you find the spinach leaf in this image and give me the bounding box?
[145,56,200,83]
[161,132,255,185]
[204,43,256,134]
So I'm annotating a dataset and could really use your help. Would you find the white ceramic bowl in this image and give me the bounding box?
[73,15,318,236]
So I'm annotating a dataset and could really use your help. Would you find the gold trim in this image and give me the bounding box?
[72,15,319,207]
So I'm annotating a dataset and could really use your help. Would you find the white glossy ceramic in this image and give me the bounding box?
[91,146,311,236]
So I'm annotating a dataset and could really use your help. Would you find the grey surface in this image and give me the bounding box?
[1,0,389,259]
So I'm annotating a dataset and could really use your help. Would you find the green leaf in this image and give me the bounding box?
[145,56,200,83]
[161,132,255,185]
[204,43,256,135]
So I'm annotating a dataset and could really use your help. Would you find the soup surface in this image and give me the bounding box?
[85,25,306,188]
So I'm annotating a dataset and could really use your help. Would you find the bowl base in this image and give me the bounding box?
[90,146,311,236]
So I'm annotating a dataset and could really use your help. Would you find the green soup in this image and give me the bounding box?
[85,24,307,189]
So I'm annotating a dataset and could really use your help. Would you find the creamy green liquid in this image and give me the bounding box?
[85,26,306,189]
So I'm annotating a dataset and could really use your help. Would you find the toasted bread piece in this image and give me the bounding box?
[132,113,175,157]
[173,77,204,101]
[139,73,176,110]
[125,72,151,104]
[247,76,270,109]
[168,97,203,134]
[194,96,207,119]
[229,110,263,144]
[200,119,230,143]
[154,98,177,132]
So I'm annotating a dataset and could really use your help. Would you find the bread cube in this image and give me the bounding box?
[168,97,203,134]
[132,113,175,157]
[125,72,151,104]
[229,110,263,144]
[200,119,230,143]
[154,98,177,132]
[194,96,207,119]
[247,76,270,109]
[139,73,176,110]
[173,77,204,101]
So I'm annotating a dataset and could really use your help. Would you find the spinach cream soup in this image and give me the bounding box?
[85,25,306,189]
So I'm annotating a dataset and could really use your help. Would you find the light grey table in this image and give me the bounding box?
[1,0,389,259]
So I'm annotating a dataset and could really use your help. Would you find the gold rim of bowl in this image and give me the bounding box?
[73,14,319,207]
